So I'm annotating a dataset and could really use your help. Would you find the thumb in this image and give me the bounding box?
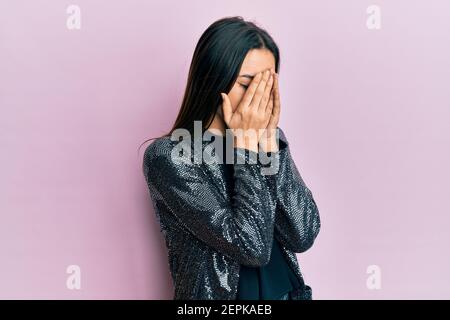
[220,93,232,125]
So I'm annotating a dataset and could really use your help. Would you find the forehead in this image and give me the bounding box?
[239,49,275,76]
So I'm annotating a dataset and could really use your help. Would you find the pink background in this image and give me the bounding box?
[1,0,449,299]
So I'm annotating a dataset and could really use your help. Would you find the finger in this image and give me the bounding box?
[265,90,275,128]
[221,93,232,125]
[266,88,274,116]
[259,72,274,113]
[250,69,271,109]
[237,72,262,113]
[273,73,280,118]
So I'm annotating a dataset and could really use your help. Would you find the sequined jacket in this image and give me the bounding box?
[142,127,321,300]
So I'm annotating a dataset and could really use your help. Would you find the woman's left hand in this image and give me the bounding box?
[259,69,280,152]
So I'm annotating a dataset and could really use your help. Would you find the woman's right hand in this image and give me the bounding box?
[221,69,275,152]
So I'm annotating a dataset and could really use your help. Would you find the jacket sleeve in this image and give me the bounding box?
[143,144,277,267]
[268,127,321,253]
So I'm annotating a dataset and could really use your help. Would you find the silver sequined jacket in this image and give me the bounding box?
[142,127,321,300]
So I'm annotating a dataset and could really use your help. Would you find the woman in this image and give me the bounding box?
[142,16,321,300]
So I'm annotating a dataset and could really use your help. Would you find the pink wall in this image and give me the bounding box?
[1,0,449,299]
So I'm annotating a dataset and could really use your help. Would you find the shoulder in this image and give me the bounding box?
[143,136,177,179]
[142,135,203,181]
[143,135,174,165]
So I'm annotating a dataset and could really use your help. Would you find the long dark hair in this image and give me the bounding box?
[138,16,280,152]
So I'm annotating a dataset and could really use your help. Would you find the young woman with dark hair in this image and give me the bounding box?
[142,16,321,300]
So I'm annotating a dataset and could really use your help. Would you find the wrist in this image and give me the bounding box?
[233,135,259,153]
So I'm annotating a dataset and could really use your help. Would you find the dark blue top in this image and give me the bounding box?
[215,134,302,300]
[236,237,301,300]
